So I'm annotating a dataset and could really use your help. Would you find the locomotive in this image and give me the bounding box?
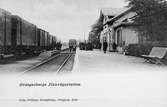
[0,8,57,59]
[69,39,77,51]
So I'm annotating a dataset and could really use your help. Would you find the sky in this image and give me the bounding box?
[0,0,127,42]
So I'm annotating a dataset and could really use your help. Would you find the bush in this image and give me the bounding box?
[124,44,153,57]
[124,42,167,65]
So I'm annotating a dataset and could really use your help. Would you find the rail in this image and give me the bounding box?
[56,54,73,73]
[21,48,70,74]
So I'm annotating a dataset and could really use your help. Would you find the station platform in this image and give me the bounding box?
[72,48,167,73]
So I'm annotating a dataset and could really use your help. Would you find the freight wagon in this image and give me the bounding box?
[0,8,58,59]
[37,28,51,51]
[50,35,57,50]
[11,15,38,55]
[0,9,12,59]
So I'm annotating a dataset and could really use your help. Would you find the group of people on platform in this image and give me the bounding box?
[78,41,117,54]
[79,42,93,51]
[55,42,62,50]
[55,41,117,53]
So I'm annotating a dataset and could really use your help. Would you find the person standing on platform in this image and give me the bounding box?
[103,41,108,53]
[112,42,117,51]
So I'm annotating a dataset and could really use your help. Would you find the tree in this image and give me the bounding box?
[126,0,167,41]
[88,31,100,43]
[91,19,103,34]
[88,31,101,49]
[88,18,103,47]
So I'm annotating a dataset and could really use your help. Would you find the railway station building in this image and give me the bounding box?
[100,8,145,53]
[99,8,125,51]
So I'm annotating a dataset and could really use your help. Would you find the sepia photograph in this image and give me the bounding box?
[0,0,167,107]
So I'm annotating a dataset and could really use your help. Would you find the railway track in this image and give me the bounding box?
[56,54,73,72]
[21,48,75,74]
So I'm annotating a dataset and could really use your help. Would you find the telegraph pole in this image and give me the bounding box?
[84,32,86,43]
[84,32,86,50]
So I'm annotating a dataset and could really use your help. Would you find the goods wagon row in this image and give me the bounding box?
[0,8,57,59]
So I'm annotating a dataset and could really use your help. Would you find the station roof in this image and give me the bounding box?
[100,8,126,16]
[108,8,131,23]
[99,8,128,25]
[0,8,11,15]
